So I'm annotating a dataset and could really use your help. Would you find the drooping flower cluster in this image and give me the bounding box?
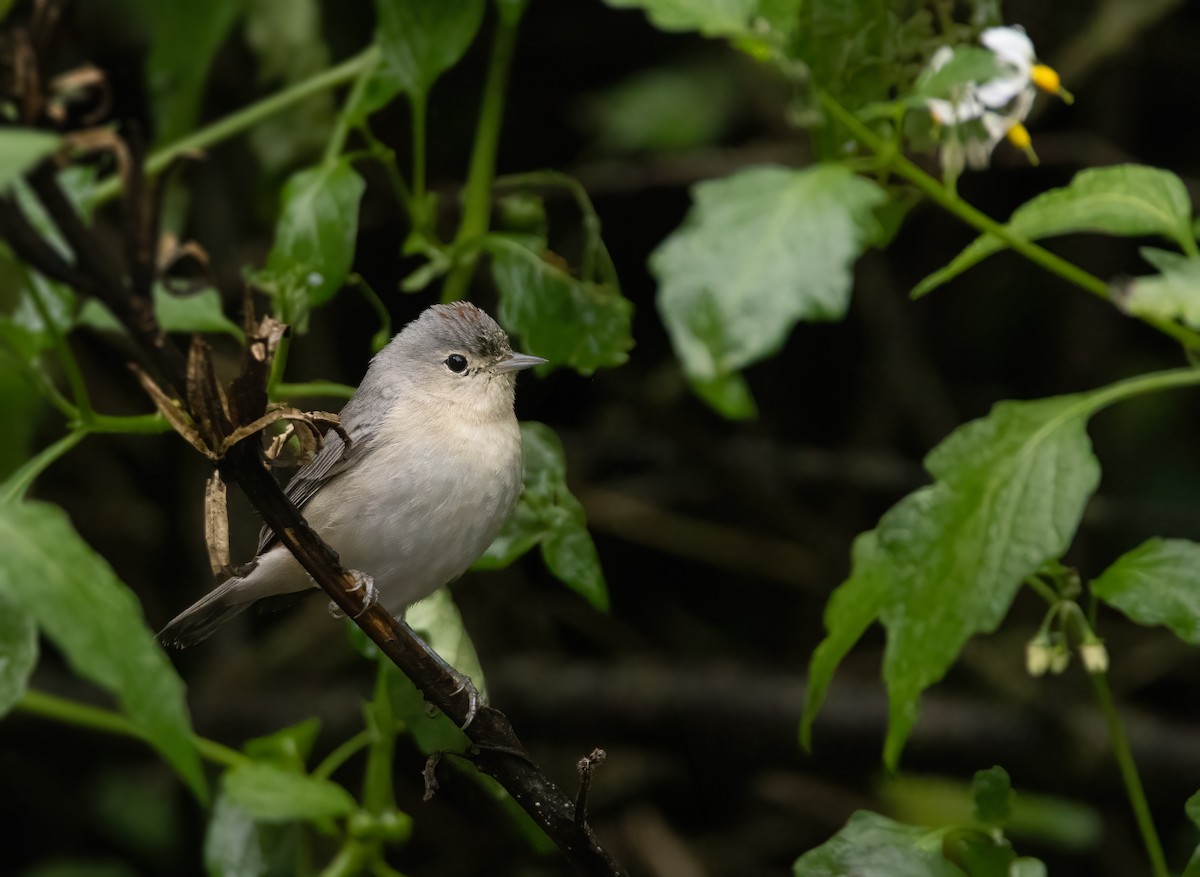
[923,26,1072,176]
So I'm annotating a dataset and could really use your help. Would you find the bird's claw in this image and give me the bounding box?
[327,570,378,620]
[451,673,481,730]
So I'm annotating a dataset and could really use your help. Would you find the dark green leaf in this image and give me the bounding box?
[154,286,245,341]
[652,165,884,415]
[128,0,244,145]
[1092,538,1200,644]
[971,766,1013,825]
[941,828,1014,877]
[792,810,964,877]
[363,0,486,112]
[0,129,60,193]
[1118,248,1200,329]
[244,0,335,173]
[490,237,633,375]
[914,165,1196,298]
[383,660,470,755]
[222,762,355,823]
[0,502,205,798]
[476,422,609,610]
[803,393,1105,767]
[0,593,37,717]
[257,161,365,332]
[577,64,741,155]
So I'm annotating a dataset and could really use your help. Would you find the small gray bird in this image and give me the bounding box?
[159,302,545,648]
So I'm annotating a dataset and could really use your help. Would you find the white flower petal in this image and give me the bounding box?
[975,74,1027,108]
[929,45,954,72]
[981,25,1035,66]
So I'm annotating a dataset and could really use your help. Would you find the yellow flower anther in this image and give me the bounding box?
[1006,122,1040,165]
[1032,64,1074,103]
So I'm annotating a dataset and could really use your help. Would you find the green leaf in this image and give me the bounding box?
[476,422,609,610]
[222,762,355,823]
[490,237,634,375]
[154,285,245,341]
[792,810,964,877]
[652,164,885,414]
[242,717,322,772]
[689,372,757,420]
[601,0,759,37]
[407,588,486,696]
[1117,248,1200,329]
[0,594,37,717]
[0,502,205,798]
[971,766,1013,825]
[363,0,486,112]
[204,792,300,877]
[803,393,1105,766]
[1010,859,1048,877]
[577,63,741,155]
[914,165,1196,298]
[1092,537,1200,644]
[382,660,470,755]
[0,129,60,193]
[244,0,335,173]
[256,160,365,332]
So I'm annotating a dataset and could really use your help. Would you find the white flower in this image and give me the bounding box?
[920,23,1069,172]
[1080,640,1109,674]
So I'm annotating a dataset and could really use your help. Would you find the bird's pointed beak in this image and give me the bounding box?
[494,352,547,373]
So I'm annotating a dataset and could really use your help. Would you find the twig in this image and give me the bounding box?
[575,748,607,825]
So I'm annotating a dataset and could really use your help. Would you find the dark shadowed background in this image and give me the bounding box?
[4,0,1200,875]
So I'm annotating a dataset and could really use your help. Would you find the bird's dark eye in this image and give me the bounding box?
[445,354,468,373]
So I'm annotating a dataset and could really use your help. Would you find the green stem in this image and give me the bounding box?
[348,274,392,352]
[0,341,78,419]
[268,333,291,399]
[1022,575,1059,606]
[1088,672,1169,877]
[1,429,85,502]
[15,689,246,769]
[312,730,374,781]
[441,10,524,303]
[319,840,371,877]
[494,170,609,282]
[90,47,381,207]
[274,380,356,401]
[86,413,171,434]
[411,92,428,209]
[359,126,413,209]
[324,54,380,166]
[817,90,1200,352]
[23,272,93,420]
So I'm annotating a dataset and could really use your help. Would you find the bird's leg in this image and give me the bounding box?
[401,617,482,730]
[327,570,378,619]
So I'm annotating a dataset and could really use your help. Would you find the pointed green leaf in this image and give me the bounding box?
[689,372,757,420]
[1092,537,1200,644]
[0,129,60,192]
[652,165,885,414]
[1117,248,1200,329]
[363,0,486,112]
[154,286,245,341]
[222,762,355,823]
[256,161,365,332]
[407,588,486,695]
[242,717,322,772]
[0,502,205,798]
[490,237,633,375]
[204,792,300,877]
[914,165,1196,298]
[792,810,964,877]
[476,422,608,610]
[0,594,37,717]
[805,393,1106,767]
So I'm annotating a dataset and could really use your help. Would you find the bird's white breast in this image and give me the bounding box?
[302,400,523,614]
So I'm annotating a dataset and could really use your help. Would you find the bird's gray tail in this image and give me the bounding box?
[158,578,254,649]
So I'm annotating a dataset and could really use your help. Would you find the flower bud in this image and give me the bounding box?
[1026,640,1052,677]
[1048,645,1071,675]
[1080,640,1109,674]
